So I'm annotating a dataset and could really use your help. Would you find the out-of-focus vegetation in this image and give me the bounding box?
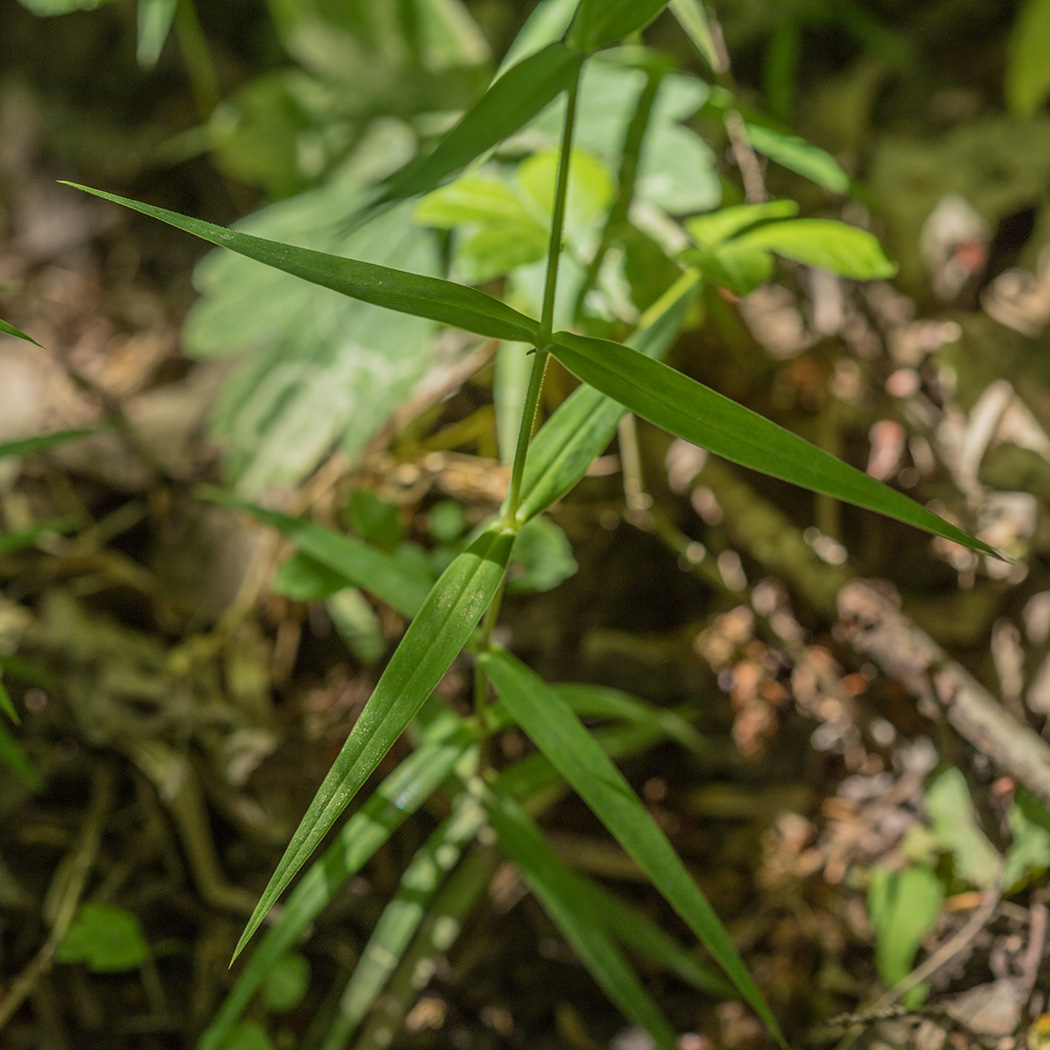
[2,2,1050,1049]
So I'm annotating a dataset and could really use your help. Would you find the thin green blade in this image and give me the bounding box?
[548,331,995,556]
[233,525,514,959]
[668,0,718,71]
[0,318,43,347]
[136,0,177,66]
[378,44,586,205]
[482,648,783,1044]
[0,428,96,460]
[569,0,670,51]
[485,786,679,1050]
[0,679,20,724]
[62,184,540,344]
[0,716,43,790]
[200,487,431,620]
[199,713,476,1050]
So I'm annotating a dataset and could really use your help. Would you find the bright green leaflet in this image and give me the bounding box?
[548,331,995,555]
[56,903,150,973]
[485,786,679,1050]
[481,648,784,1045]
[377,43,587,205]
[685,200,799,247]
[200,487,430,619]
[569,0,670,51]
[63,185,540,344]
[732,218,897,280]
[234,525,514,958]
[198,713,478,1050]
[867,864,943,990]
[0,318,43,347]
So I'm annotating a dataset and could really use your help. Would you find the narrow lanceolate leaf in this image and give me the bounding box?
[516,272,698,522]
[322,798,485,1050]
[200,487,431,620]
[569,0,670,51]
[0,318,42,347]
[199,714,477,1050]
[0,428,96,460]
[62,185,540,344]
[733,218,897,280]
[549,331,995,556]
[482,648,785,1044]
[234,525,514,959]
[136,0,177,66]
[0,679,20,724]
[378,44,586,205]
[500,0,582,69]
[485,787,679,1050]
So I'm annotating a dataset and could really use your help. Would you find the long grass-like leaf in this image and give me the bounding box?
[0,318,43,347]
[62,185,540,344]
[198,712,477,1050]
[234,525,514,958]
[0,428,96,460]
[482,648,784,1045]
[486,786,679,1050]
[549,331,995,555]
[200,487,430,620]
[516,272,698,522]
[377,44,586,205]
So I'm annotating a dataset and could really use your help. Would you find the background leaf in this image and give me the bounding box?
[733,218,897,279]
[1006,0,1050,114]
[569,0,670,51]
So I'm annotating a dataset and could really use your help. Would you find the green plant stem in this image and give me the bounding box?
[504,69,582,523]
[479,66,583,745]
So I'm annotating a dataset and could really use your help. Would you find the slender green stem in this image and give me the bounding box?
[503,70,582,523]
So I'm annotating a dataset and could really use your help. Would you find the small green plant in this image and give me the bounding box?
[54,0,999,1046]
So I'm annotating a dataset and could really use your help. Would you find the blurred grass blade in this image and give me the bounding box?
[353,848,499,1050]
[0,679,20,724]
[0,715,44,791]
[579,874,734,998]
[63,185,540,343]
[555,683,708,755]
[198,712,477,1050]
[378,44,586,205]
[200,487,431,619]
[137,0,177,66]
[548,331,996,555]
[0,428,96,460]
[1007,0,1050,114]
[569,0,670,51]
[0,515,81,557]
[516,271,698,522]
[486,786,679,1050]
[234,525,514,959]
[669,0,718,70]
[0,318,43,347]
[482,648,784,1044]
[322,798,486,1050]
